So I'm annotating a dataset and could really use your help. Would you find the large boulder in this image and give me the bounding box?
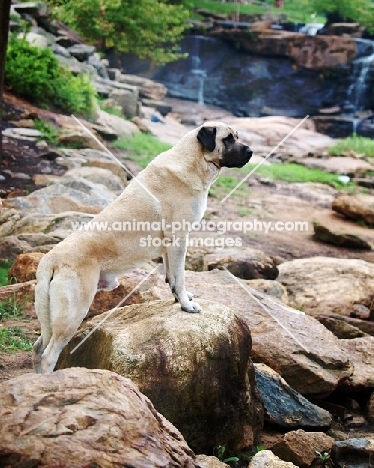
[58,299,264,453]
[0,368,198,468]
[277,257,374,317]
[332,194,374,225]
[64,166,126,192]
[254,363,332,429]
[153,270,352,398]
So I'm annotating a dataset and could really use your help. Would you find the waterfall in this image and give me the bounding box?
[348,41,374,111]
[191,37,208,105]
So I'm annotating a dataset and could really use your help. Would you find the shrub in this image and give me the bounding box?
[5,34,97,116]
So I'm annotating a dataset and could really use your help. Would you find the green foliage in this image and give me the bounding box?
[5,34,97,116]
[45,0,190,63]
[33,119,59,144]
[114,133,172,168]
[190,0,325,23]
[216,445,239,464]
[0,327,33,352]
[0,260,12,287]
[328,134,374,158]
[311,0,374,33]
[240,162,350,188]
[0,293,31,320]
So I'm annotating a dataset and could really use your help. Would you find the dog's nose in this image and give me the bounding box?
[246,147,253,157]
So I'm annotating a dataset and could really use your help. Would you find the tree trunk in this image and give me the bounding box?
[0,0,12,161]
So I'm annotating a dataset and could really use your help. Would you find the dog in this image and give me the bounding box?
[33,122,253,373]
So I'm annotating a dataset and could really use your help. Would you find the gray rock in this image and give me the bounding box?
[51,43,71,57]
[0,235,31,261]
[23,31,49,48]
[64,167,125,192]
[109,88,140,119]
[254,363,332,429]
[332,437,374,468]
[13,2,49,17]
[3,127,43,141]
[88,54,109,79]
[55,55,98,78]
[67,43,95,61]
[107,67,122,81]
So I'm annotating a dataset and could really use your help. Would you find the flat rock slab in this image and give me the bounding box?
[0,368,198,468]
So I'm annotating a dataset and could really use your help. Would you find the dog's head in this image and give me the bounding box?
[197,122,253,168]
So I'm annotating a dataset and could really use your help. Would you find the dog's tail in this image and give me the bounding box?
[33,258,54,373]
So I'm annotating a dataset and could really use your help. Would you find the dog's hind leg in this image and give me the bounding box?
[40,269,98,373]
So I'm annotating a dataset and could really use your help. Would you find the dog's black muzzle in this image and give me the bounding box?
[220,144,253,168]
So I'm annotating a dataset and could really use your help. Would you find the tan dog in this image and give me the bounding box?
[33,122,253,373]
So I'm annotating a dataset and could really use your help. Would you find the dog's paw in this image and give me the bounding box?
[181,301,201,313]
[187,291,194,301]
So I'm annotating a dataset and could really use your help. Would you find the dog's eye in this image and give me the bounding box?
[225,134,234,143]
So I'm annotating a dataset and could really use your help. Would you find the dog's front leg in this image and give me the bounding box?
[166,237,201,313]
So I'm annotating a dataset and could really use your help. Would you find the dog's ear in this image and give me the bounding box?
[197,126,216,152]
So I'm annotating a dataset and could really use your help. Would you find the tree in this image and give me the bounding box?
[46,0,190,63]
[0,0,11,160]
[311,0,374,33]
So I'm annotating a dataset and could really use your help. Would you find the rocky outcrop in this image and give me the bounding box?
[0,367,198,468]
[332,194,374,225]
[278,257,374,317]
[154,270,352,398]
[211,29,356,70]
[272,430,335,468]
[58,299,263,453]
[254,363,332,429]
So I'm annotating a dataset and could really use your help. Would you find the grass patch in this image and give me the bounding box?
[209,174,251,198]
[239,162,351,188]
[190,0,325,23]
[0,260,12,286]
[98,97,123,118]
[328,135,374,158]
[0,293,31,320]
[34,119,59,144]
[236,207,253,217]
[114,133,172,168]
[0,327,33,353]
